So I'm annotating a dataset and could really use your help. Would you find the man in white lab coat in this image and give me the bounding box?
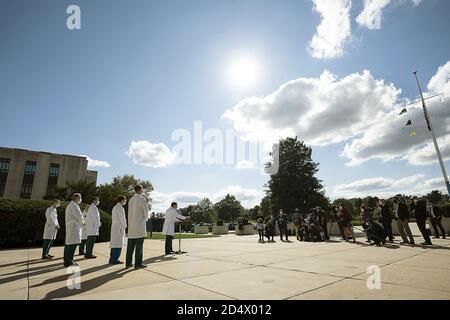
[85,196,102,259]
[42,199,61,259]
[109,195,128,264]
[79,207,88,255]
[126,185,150,269]
[163,202,189,255]
[64,193,85,267]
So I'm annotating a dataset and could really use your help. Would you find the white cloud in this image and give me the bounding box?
[308,0,352,60]
[356,0,390,30]
[428,61,450,97]
[151,185,264,212]
[331,174,431,198]
[235,160,255,170]
[224,61,450,167]
[126,140,176,168]
[405,136,450,165]
[417,177,449,192]
[80,155,111,169]
[223,69,400,147]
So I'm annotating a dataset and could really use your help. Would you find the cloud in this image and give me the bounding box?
[405,136,450,165]
[80,155,111,169]
[342,62,450,166]
[235,160,255,170]
[309,0,352,60]
[126,140,176,168]
[428,61,450,97]
[224,61,450,167]
[332,173,449,199]
[151,185,264,212]
[356,0,390,30]
[223,69,400,147]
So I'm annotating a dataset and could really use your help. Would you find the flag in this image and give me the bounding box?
[399,108,407,116]
[410,130,416,137]
[405,119,412,126]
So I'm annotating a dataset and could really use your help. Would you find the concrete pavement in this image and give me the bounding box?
[1,227,450,300]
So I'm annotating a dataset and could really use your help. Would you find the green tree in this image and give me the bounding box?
[214,194,244,222]
[188,198,217,224]
[427,190,444,204]
[96,175,153,213]
[260,194,272,217]
[45,179,98,203]
[265,137,329,216]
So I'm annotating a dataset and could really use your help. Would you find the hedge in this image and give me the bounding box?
[0,198,112,248]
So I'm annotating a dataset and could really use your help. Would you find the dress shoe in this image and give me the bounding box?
[84,255,97,259]
[47,254,55,258]
[42,255,52,260]
[134,264,147,269]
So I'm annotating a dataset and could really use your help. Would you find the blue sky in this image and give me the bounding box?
[1,0,449,210]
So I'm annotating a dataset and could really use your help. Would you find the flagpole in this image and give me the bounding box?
[413,71,450,196]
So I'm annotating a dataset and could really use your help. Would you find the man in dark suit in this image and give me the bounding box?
[411,196,432,245]
[393,197,415,245]
[426,199,447,239]
[379,199,394,243]
[278,209,289,241]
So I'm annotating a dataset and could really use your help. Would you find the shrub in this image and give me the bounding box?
[216,220,224,226]
[0,198,112,248]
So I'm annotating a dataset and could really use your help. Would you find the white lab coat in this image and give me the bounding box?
[86,204,101,236]
[127,194,149,239]
[65,201,85,245]
[81,211,88,240]
[43,206,59,240]
[110,203,127,248]
[162,207,186,236]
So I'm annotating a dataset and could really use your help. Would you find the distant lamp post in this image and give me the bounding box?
[413,71,450,196]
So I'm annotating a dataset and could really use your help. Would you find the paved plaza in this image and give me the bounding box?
[1,227,450,300]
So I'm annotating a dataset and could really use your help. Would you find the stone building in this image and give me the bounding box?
[0,147,97,200]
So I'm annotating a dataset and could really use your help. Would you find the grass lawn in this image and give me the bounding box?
[147,232,220,240]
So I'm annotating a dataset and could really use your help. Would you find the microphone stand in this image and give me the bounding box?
[174,220,188,255]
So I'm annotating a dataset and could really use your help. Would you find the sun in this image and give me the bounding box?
[227,55,260,88]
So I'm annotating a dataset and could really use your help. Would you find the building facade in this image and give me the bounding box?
[0,147,97,200]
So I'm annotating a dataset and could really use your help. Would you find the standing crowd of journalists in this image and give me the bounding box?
[255,196,447,246]
[41,184,448,268]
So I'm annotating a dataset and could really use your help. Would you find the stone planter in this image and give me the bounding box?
[212,225,229,235]
[194,226,209,234]
[235,224,256,235]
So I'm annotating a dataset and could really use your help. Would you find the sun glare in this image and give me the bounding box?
[227,55,260,88]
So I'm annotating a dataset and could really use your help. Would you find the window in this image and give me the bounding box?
[0,158,10,197]
[46,163,60,195]
[20,161,37,199]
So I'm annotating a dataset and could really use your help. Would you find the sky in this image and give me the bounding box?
[1,0,450,211]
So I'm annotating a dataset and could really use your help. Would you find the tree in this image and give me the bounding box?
[214,194,244,222]
[249,205,261,220]
[265,137,329,217]
[260,195,272,217]
[188,198,217,224]
[427,190,444,204]
[45,178,98,202]
[96,175,153,213]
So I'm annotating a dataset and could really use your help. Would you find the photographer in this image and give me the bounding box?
[393,197,415,245]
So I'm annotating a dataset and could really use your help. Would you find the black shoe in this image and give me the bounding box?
[78,252,85,256]
[47,254,55,258]
[434,236,440,239]
[409,241,415,245]
[84,255,97,259]
[125,264,133,269]
[109,261,123,265]
[442,236,446,239]
[134,264,147,269]
[64,262,78,267]
[42,255,52,260]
